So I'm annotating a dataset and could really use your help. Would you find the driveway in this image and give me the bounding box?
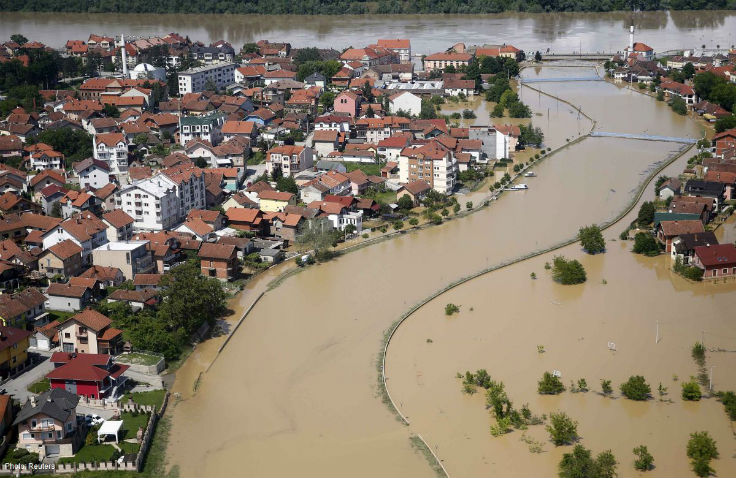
[4,353,54,403]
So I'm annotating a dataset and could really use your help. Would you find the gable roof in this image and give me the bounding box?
[62,308,112,332]
[45,239,83,260]
[198,242,236,260]
[13,388,79,426]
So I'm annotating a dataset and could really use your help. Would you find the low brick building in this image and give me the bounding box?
[198,243,238,281]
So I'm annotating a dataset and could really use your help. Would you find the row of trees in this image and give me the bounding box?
[692,71,736,132]
[4,0,729,14]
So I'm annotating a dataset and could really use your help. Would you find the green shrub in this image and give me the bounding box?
[538,372,565,395]
[551,256,586,285]
[559,445,617,478]
[445,303,460,316]
[682,380,702,401]
[546,411,578,446]
[716,390,736,420]
[633,445,654,471]
[408,218,419,226]
[687,431,718,478]
[578,225,605,254]
[620,376,651,400]
[600,379,613,396]
[632,232,660,256]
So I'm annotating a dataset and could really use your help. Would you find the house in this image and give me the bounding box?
[423,52,473,72]
[312,130,340,158]
[59,190,97,219]
[443,76,476,96]
[704,170,736,201]
[38,240,83,279]
[0,325,31,378]
[41,213,109,265]
[333,91,361,117]
[659,178,682,200]
[73,158,111,190]
[267,213,303,244]
[47,352,128,400]
[684,180,726,207]
[308,200,363,232]
[13,389,81,459]
[714,128,736,157]
[0,214,27,243]
[107,288,158,311]
[671,231,718,265]
[198,243,237,281]
[0,288,47,329]
[625,42,654,61]
[225,208,266,234]
[0,192,38,214]
[29,148,65,171]
[93,132,128,174]
[179,112,225,146]
[102,210,134,242]
[314,114,352,133]
[79,265,125,289]
[259,190,296,212]
[397,180,431,206]
[221,120,257,142]
[30,321,59,351]
[304,72,326,88]
[133,273,165,291]
[45,283,92,312]
[266,145,314,178]
[656,220,706,252]
[56,309,123,355]
[692,243,736,279]
[92,241,154,280]
[30,170,65,198]
[376,39,411,63]
[660,80,698,105]
[388,91,421,117]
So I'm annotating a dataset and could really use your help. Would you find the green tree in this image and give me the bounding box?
[194,157,208,168]
[419,98,438,119]
[559,445,617,478]
[578,225,605,254]
[633,445,654,471]
[682,379,702,401]
[669,95,687,115]
[397,194,414,210]
[551,256,586,285]
[538,372,565,395]
[601,379,613,396]
[637,201,655,226]
[276,175,298,194]
[682,62,695,79]
[632,232,660,256]
[50,201,62,218]
[620,375,651,401]
[10,34,28,45]
[687,431,718,478]
[490,103,505,117]
[103,103,120,118]
[546,411,578,446]
[320,90,336,109]
[534,51,542,62]
[508,101,532,118]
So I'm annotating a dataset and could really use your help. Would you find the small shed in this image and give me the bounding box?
[97,420,123,444]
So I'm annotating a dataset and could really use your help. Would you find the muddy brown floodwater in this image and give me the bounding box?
[166,65,726,477]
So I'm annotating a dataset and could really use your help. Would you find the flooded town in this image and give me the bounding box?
[0,6,734,478]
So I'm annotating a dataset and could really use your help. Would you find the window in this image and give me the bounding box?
[31,420,36,428]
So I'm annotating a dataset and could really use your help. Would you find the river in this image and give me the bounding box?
[161,64,736,477]
[1,11,736,53]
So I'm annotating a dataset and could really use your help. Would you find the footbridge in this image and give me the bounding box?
[520,75,602,83]
[590,131,698,144]
[540,53,613,61]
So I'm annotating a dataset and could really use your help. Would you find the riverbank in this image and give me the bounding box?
[163,64,705,477]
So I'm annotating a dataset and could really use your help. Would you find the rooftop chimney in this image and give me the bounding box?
[30,395,37,407]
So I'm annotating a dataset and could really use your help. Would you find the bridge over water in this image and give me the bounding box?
[521,76,602,83]
[590,131,698,144]
[540,53,613,61]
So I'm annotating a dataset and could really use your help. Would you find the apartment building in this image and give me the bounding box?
[398,143,457,194]
[423,52,473,72]
[92,240,154,280]
[266,146,314,178]
[179,112,225,146]
[376,39,412,63]
[92,132,128,174]
[177,62,236,94]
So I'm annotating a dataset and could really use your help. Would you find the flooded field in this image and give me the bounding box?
[165,66,728,477]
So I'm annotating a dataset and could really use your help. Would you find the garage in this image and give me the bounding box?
[45,444,60,457]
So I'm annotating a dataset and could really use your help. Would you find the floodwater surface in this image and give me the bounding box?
[164,66,723,477]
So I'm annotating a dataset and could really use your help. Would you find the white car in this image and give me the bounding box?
[85,414,104,426]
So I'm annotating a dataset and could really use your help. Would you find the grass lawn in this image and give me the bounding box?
[372,190,397,205]
[123,390,166,409]
[46,310,76,323]
[116,353,162,367]
[27,378,50,394]
[346,162,382,176]
[58,443,117,464]
[119,440,140,455]
[121,412,150,441]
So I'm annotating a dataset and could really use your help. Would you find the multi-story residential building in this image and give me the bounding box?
[198,243,237,281]
[13,389,81,459]
[29,149,64,171]
[0,325,30,378]
[92,240,154,280]
[38,239,83,279]
[266,146,314,178]
[179,112,225,146]
[0,288,47,329]
[102,209,134,241]
[469,125,510,161]
[376,39,411,63]
[398,143,457,194]
[92,132,128,174]
[56,309,123,355]
[177,62,236,94]
[190,43,235,64]
[423,52,473,72]
[116,166,205,231]
[41,213,109,265]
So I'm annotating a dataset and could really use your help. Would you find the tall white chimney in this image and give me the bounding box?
[121,34,129,78]
[629,25,634,53]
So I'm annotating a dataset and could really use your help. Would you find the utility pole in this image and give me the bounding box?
[709,366,714,392]
[655,320,659,344]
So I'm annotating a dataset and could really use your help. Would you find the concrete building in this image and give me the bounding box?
[92,241,154,280]
[266,146,314,178]
[398,144,457,194]
[93,132,128,174]
[177,62,236,94]
[179,112,225,146]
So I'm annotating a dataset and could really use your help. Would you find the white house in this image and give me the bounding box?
[179,112,225,146]
[41,214,109,265]
[93,132,128,174]
[73,158,111,190]
[388,91,421,117]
